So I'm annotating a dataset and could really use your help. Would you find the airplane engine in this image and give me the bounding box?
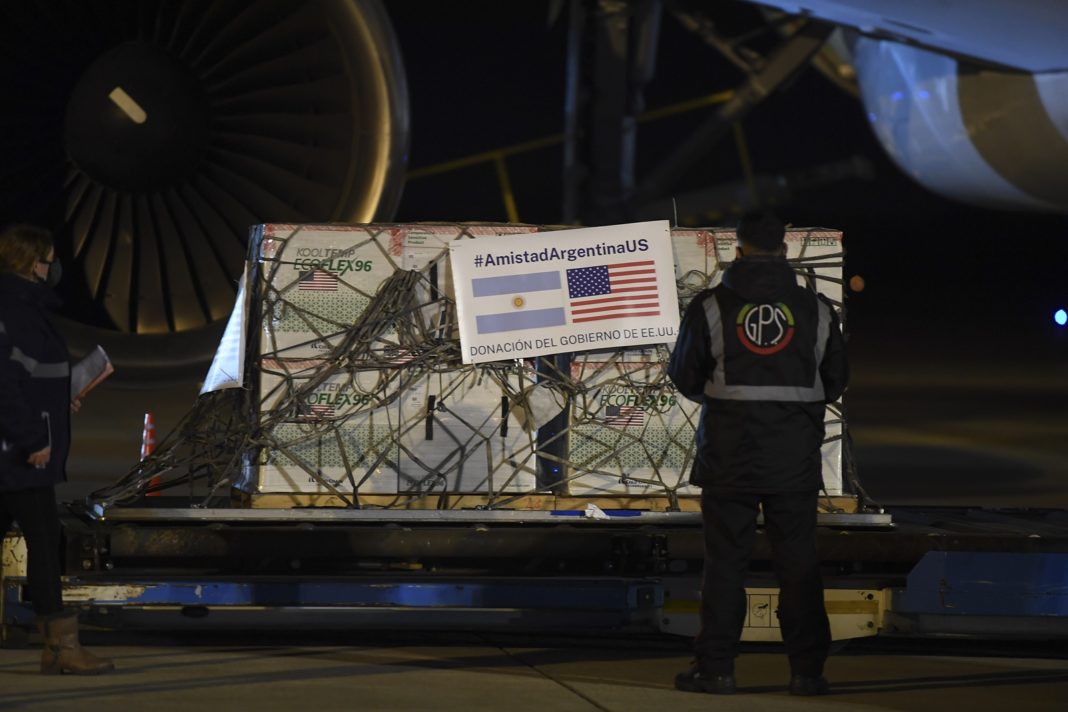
[850,37,1068,215]
[0,0,409,379]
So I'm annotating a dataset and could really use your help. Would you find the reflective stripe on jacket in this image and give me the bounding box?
[667,257,848,493]
[0,273,71,491]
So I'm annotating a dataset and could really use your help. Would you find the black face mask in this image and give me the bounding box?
[37,258,62,287]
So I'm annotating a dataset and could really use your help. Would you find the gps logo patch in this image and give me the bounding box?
[736,303,794,355]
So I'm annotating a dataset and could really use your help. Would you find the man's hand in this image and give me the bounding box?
[27,446,51,469]
[71,398,82,413]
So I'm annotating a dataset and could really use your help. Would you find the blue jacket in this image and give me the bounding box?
[0,273,70,491]
[667,256,848,493]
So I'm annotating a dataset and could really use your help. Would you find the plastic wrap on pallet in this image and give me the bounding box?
[86,222,849,510]
[232,222,845,501]
[201,266,250,393]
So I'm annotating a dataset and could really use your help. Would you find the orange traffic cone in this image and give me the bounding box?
[141,412,162,497]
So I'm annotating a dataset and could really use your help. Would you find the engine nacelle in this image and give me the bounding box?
[851,37,1068,214]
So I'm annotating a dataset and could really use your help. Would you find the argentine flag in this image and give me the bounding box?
[472,270,567,334]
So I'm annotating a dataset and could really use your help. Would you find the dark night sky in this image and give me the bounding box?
[386,1,1068,356]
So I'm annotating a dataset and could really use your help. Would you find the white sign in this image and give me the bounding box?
[450,221,680,364]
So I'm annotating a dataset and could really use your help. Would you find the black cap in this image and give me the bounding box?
[736,212,785,251]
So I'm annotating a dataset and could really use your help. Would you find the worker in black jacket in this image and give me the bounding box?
[0,223,113,675]
[667,213,848,696]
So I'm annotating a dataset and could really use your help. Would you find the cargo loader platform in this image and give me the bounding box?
[5,503,1068,646]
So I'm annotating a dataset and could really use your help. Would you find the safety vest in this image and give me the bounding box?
[699,285,833,403]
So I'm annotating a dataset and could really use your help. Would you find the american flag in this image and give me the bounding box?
[381,346,417,365]
[297,403,335,421]
[298,269,338,291]
[566,260,659,323]
[604,405,644,427]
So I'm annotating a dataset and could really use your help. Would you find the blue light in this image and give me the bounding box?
[917,90,930,99]
[891,91,904,102]
[1056,309,1067,326]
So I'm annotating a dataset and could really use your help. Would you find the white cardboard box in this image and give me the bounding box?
[563,228,846,495]
[242,223,846,498]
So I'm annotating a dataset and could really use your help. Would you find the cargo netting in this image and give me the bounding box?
[89,223,852,512]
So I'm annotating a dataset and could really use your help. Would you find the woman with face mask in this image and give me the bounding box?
[0,223,113,675]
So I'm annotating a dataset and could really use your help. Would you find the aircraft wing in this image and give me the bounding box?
[750,0,1068,72]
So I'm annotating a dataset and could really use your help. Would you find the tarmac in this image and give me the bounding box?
[18,280,1065,712]
[2,632,1067,711]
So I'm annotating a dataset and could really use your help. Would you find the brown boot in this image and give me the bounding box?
[40,612,114,675]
